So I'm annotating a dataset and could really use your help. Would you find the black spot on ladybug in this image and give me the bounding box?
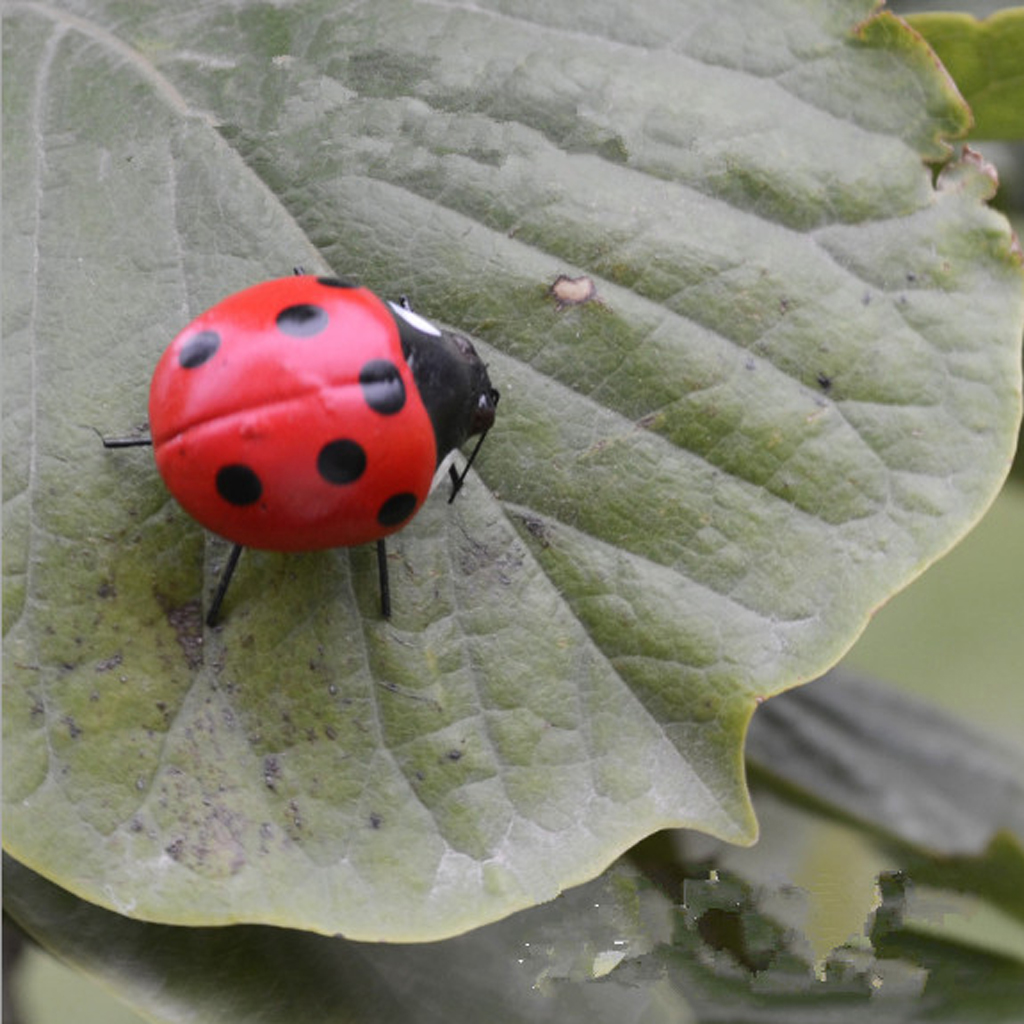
[277,303,328,337]
[316,276,357,289]
[378,492,417,527]
[179,331,221,368]
[217,464,263,506]
[359,360,406,415]
[317,439,367,485]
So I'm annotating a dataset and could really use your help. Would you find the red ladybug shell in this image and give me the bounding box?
[148,276,438,551]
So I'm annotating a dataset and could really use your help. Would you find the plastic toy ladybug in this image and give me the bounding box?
[105,274,498,625]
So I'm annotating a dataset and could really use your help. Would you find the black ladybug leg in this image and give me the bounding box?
[446,423,494,504]
[376,538,391,619]
[206,543,244,627]
[100,433,152,448]
[448,463,464,502]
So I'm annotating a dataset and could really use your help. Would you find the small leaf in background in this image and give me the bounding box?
[747,668,1024,921]
[907,9,1024,140]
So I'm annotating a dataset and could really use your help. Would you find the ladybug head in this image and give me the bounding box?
[393,309,498,465]
[450,331,499,439]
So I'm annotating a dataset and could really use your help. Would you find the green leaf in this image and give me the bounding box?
[3,0,1022,941]
[747,669,1024,920]
[907,10,1024,141]
[8,853,1024,1024]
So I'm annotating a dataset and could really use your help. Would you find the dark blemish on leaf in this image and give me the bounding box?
[549,274,597,309]
[369,813,383,829]
[517,513,552,549]
[457,533,500,577]
[816,372,833,393]
[258,823,274,854]
[63,715,82,739]
[263,755,281,790]
[162,600,204,670]
[494,547,524,587]
[745,358,756,371]
[166,838,185,861]
[376,679,444,710]
[97,579,116,599]
[324,725,337,741]
[446,749,463,762]
[95,652,123,673]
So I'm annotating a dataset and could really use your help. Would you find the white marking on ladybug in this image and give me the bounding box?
[389,301,442,338]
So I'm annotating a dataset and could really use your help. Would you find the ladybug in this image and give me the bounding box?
[105,274,498,625]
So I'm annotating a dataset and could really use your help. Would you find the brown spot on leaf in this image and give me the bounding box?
[517,512,553,549]
[165,601,204,670]
[95,652,123,673]
[550,274,597,309]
